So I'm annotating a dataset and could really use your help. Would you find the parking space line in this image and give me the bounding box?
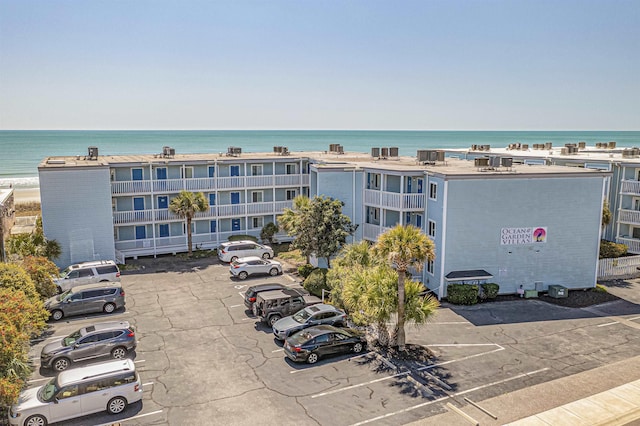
[134,359,145,363]
[628,316,640,321]
[229,304,244,308]
[311,371,410,397]
[242,318,255,321]
[272,348,284,353]
[349,368,549,426]
[429,322,469,325]
[597,321,620,327]
[417,346,505,371]
[425,343,499,347]
[142,382,154,386]
[94,409,163,426]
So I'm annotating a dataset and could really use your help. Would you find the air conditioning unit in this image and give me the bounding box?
[474,157,490,167]
[274,146,282,153]
[500,157,513,167]
[88,146,99,159]
[372,147,381,158]
[381,147,389,157]
[417,150,429,162]
[489,156,501,168]
[389,147,399,157]
[436,150,445,162]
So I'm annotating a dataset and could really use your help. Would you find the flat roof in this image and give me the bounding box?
[39,148,612,177]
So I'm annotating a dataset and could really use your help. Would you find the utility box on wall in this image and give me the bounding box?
[524,290,538,298]
[548,285,568,298]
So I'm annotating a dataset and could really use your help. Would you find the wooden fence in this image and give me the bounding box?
[598,255,640,279]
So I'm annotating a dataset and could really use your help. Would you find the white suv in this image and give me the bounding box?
[54,260,121,292]
[217,240,274,263]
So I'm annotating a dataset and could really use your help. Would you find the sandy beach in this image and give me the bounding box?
[13,187,41,204]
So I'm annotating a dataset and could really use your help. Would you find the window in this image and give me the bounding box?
[427,259,434,274]
[286,189,297,200]
[208,166,215,178]
[79,269,93,278]
[252,191,263,203]
[57,385,79,399]
[181,167,194,179]
[251,165,263,176]
[428,220,436,238]
[429,183,437,200]
[252,217,263,228]
[367,173,380,190]
[286,163,297,175]
[159,223,169,238]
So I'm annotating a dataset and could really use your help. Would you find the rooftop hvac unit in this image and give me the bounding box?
[337,145,344,154]
[578,141,586,149]
[389,147,399,157]
[169,148,175,157]
[372,147,381,158]
[274,146,282,153]
[521,144,529,150]
[474,157,490,167]
[471,144,478,151]
[561,148,568,155]
[163,146,171,156]
[500,157,513,167]
[329,143,339,152]
[381,147,389,157]
[436,150,445,162]
[608,141,617,149]
[417,150,429,162]
[544,142,553,149]
[565,143,576,148]
[482,144,491,151]
[488,156,501,167]
[88,146,99,159]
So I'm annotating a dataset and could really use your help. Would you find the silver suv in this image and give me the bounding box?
[55,260,121,292]
[40,321,137,372]
[45,282,126,321]
[218,240,274,263]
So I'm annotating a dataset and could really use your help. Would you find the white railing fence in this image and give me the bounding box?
[598,255,640,279]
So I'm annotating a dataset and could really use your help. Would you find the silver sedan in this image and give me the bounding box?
[230,256,283,280]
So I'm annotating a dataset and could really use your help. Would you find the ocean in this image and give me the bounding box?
[2,130,639,189]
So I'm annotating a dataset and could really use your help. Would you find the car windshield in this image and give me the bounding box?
[56,290,72,302]
[63,330,83,346]
[38,378,59,402]
[292,309,312,323]
[289,330,313,344]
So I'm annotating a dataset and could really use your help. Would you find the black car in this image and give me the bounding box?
[243,283,287,309]
[283,325,366,364]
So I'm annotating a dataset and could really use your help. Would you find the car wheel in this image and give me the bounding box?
[269,268,279,276]
[111,347,127,359]
[107,396,127,414]
[25,415,47,426]
[230,256,238,263]
[53,357,70,372]
[353,342,364,353]
[103,302,116,313]
[262,252,271,259]
[238,271,248,280]
[307,352,319,364]
[51,310,64,321]
[269,314,282,326]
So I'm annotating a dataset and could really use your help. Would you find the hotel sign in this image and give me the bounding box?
[501,227,547,245]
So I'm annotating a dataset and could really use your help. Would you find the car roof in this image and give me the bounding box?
[57,359,135,386]
[68,260,116,269]
[81,321,130,335]
[258,288,307,300]
[247,283,286,292]
[235,256,262,263]
[70,282,122,292]
[297,324,344,337]
[221,240,256,246]
[303,303,341,314]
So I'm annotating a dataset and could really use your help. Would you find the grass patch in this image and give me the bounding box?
[595,284,608,293]
[15,201,41,217]
[177,249,217,260]
[277,248,305,264]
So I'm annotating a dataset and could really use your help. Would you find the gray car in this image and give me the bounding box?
[40,321,137,372]
[45,282,125,321]
[272,304,347,340]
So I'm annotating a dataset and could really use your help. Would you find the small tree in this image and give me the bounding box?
[260,222,279,244]
[169,191,209,257]
[20,256,59,300]
[278,196,312,262]
[374,225,435,351]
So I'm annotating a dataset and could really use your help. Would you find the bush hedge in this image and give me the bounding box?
[303,268,329,297]
[447,284,478,305]
[599,239,628,259]
[481,283,499,300]
[297,264,315,279]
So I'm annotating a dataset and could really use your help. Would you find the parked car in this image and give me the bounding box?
[284,325,366,364]
[253,288,322,326]
[218,240,274,263]
[54,260,121,293]
[272,304,347,340]
[230,256,282,280]
[244,283,289,309]
[40,321,137,372]
[8,359,142,426]
[45,282,125,321]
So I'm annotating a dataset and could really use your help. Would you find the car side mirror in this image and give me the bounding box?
[53,397,59,404]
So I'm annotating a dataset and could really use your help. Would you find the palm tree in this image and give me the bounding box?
[374,224,435,350]
[169,191,208,256]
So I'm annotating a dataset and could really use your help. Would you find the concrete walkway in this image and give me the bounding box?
[408,354,640,426]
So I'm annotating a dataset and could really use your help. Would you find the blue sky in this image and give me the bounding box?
[0,0,638,130]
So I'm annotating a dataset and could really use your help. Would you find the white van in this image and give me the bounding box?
[54,260,121,292]
[8,359,142,426]
[217,240,274,263]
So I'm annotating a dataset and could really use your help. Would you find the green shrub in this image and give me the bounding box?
[481,283,499,300]
[446,284,478,305]
[595,284,608,293]
[599,240,628,259]
[298,264,315,279]
[303,268,329,297]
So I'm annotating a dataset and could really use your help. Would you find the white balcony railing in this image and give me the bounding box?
[616,237,640,254]
[621,180,640,195]
[619,209,640,225]
[363,189,425,211]
[112,210,155,224]
[362,223,391,241]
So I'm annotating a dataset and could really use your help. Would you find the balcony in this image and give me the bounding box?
[619,209,640,225]
[621,180,640,195]
[111,174,310,195]
[363,223,391,241]
[363,189,425,211]
[616,237,640,255]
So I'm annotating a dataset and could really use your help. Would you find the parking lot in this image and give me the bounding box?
[24,258,640,425]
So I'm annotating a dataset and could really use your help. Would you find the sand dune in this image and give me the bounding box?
[14,188,41,204]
